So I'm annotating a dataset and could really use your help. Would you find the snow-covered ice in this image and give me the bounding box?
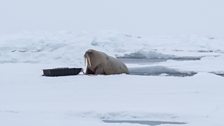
[0,63,224,126]
[0,31,224,126]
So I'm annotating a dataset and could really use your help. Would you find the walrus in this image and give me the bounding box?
[84,49,129,75]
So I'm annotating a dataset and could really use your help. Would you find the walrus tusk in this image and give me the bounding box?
[84,57,87,67]
[85,55,91,67]
[86,55,92,67]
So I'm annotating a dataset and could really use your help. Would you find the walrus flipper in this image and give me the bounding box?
[95,64,105,75]
[86,68,95,74]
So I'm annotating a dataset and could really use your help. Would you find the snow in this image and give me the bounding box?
[0,63,224,126]
[0,31,224,126]
[1,31,224,72]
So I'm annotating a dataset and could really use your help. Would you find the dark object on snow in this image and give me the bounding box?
[43,68,82,77]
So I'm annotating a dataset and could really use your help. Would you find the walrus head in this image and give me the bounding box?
[84,49,99,74]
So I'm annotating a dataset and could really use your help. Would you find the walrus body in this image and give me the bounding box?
[84,49,129,75]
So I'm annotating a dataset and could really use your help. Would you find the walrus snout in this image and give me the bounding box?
[84,52,92,67]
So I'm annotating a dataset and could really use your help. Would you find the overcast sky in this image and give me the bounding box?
[0,0,223,36]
